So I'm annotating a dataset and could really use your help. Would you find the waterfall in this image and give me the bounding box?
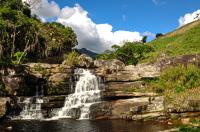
[15,86,44,120]
[54,69,103,119]
[17,97,43,120]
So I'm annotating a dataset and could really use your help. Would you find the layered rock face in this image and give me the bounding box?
[0,54,200,120]
[26,63,74,95]
[91,60,165,120]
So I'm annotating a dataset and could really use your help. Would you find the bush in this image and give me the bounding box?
[63,51,79,66]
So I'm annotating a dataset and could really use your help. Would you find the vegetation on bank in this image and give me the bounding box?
[0,0,78,65]
[146,64,200,106]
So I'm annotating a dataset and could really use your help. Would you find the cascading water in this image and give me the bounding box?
[53,69,103,119]
[15,86,44,120]
[17,97,43,120]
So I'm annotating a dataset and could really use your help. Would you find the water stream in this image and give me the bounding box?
[54,69,103,119]
[14,86,44,120]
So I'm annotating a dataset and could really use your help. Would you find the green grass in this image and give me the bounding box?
[143,20,200,63]
[146,64,200,106]
[179,126,200,132]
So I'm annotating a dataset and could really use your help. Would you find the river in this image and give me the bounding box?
[0,119,172,132]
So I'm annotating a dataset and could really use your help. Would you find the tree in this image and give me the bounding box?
[142,36,148,43]
[156,33,163,38]
[23,0,41,9]
[97,42,154,65]
[0,0,78,64]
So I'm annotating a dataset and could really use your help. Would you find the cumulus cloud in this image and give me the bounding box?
[25,1,143,53]
[23,0,60,18]
[179,9,200,27]
[57,4,142,53]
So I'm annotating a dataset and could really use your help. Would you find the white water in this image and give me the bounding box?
[17,97,43,120]
[15,86,44,120]
[54,69,102,119]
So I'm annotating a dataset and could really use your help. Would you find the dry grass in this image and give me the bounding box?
[165,87,200,108]
[165,20,200,38]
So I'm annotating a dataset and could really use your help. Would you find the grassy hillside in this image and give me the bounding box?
[143,20,200,63]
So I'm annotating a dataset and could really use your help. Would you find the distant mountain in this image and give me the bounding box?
[78,48,98,58]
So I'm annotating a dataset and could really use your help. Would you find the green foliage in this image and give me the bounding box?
[0,0,78,63]
[12,51,27,64]
[179,125,200,132]
[63,51,80,66]
[97,42,153,65]
[43,22,78,57]
[155,33,163,38]
[142,36,148,43]
[149,65,200,94]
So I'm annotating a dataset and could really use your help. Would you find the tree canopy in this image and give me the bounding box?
[97,42,153,65]
[0,0,78,64]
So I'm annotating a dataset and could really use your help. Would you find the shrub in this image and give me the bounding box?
[63,51,79,66]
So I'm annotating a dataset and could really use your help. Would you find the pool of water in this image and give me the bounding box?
[0,119,172,132]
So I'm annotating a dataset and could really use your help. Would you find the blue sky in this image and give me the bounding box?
[28,0,200,52]
[54,0,200,34]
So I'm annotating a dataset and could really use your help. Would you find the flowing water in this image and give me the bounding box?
[14,86,44,120]
[54,69,103,119]
[15,97,43,120]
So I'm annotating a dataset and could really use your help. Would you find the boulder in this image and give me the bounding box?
[94,59,125,70]
[77,54,94,68]
[94,59,125,75]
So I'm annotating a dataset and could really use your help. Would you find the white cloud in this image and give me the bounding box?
[23,0,60,18]
[25,1,143,53]
[179,9,200,27]
[57,4,142,53]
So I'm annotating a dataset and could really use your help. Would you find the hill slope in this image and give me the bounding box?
[144,20,200,63]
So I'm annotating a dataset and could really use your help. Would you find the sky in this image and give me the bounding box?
[24,0,200,53]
